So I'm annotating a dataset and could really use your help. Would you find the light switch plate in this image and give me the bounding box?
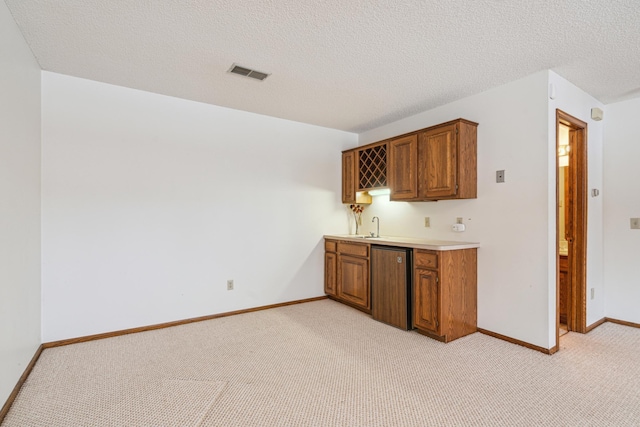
[496,170,505,183]
[424,217,430,228]
[631,218,640,229]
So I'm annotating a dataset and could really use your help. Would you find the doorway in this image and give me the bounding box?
[556,110,588,345]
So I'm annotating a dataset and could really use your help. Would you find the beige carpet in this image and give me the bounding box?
[3,299,640,426]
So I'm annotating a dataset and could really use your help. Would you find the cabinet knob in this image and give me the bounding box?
[397,257,403,263]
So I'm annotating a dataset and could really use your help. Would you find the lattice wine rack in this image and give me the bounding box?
[358,144,387,190]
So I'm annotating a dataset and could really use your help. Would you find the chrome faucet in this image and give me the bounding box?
[371,216,380,238]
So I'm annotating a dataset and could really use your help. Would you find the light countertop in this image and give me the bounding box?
[324,234,480,251]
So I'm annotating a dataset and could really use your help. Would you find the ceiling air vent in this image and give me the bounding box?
[228,64,270,81]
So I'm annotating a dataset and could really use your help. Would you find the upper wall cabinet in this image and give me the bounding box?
[342,118,477,203]
[388,135,418,200]
[390,119,477,201]
[358,143,387,191]
[419,122,460,199]
[342,151,357,204]
[342,143,387,204]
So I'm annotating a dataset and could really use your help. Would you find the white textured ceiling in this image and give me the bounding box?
[5,0,640,132]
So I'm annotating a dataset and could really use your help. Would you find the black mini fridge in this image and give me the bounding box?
[371,245,412,330]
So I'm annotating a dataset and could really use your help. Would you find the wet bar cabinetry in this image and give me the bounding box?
[389,119,478,201]
[341,151,357,204]
[324,236,479,342]
[413,248,478,342]
[324,239,371,313]
[341,142,387,204]
[342,118,477,203]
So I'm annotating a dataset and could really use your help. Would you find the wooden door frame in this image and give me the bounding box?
[556,109,588,343]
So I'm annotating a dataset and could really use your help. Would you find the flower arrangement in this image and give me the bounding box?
[349,204,365,235]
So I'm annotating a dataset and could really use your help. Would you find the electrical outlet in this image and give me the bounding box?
[631,218,640,229]
[496,170,505,183]
[227,279,234,291]
[424,217,431,228]
[452,223,466,232]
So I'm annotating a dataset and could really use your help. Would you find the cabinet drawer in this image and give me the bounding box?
[337,241,369,258]
[414,250,438,269]
[325,240,337,253]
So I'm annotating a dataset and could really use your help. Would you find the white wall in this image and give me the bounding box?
[41,72,356,342]
[547,72,605,331]
[359,71,553,348]
[0,1,42,406]
[603,97,640,323]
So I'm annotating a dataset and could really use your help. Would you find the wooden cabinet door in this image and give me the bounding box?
[420,124,457,199]
[559,255,568,325]
[388,135,418,200]
[342,151,356,203]
[338,255,370,310]
[325,252,337,296]
[414,268,439,333]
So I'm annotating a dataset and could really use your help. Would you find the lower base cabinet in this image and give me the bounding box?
[324,239,371,313]
[413,248,477,342]
[325,238,477,342]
